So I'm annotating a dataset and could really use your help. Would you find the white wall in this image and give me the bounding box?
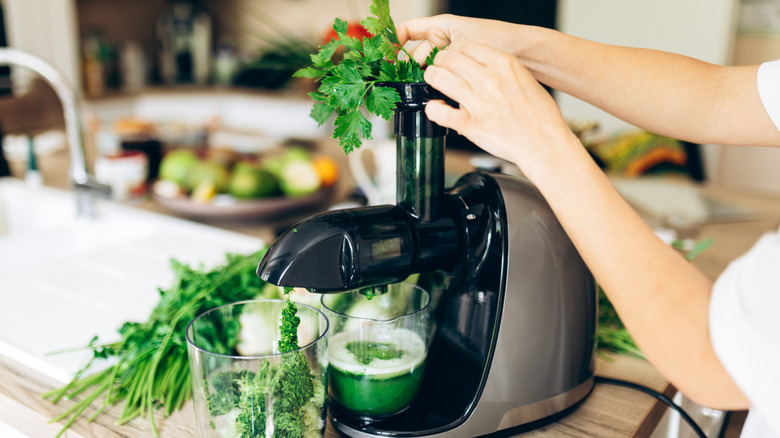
[2,0,81,91]
[556,0,740,183]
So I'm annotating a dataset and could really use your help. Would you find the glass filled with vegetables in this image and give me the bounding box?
[186,299,328,438]
[321,282,430,418]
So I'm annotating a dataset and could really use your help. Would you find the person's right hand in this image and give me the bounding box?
[422,41,579,181]
[397,14,525,66]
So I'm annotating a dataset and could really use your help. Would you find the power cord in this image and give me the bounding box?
[594,376,707,438]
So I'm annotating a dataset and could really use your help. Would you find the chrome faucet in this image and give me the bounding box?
[0,48,110,216]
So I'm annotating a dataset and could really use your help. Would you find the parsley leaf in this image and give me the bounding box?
[366,86,400,121]
[294,0,440,154]
[333,110,373,154]
[425,46,441,67]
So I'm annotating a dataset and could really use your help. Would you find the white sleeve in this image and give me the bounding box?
[757,59,780,133]
[709,232,780,435]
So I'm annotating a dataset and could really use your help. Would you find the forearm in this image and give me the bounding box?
[525,134,748,409]
[518,27,780,146]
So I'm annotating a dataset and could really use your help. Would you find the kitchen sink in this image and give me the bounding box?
[0,177,264,383]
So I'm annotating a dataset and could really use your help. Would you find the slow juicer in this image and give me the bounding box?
[257,82,597,437]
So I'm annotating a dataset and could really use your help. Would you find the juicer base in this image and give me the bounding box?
[329,377,595,438]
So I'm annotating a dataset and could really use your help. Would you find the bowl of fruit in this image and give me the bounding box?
[152,143,339,220]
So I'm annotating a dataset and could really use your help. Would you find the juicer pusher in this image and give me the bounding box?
[256,82,597,437]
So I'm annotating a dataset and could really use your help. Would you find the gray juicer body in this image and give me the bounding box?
[258,170,597,437]
[443,172,596,436]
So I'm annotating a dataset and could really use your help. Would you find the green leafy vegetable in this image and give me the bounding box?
[596,285,644,358]
[294,0,438,154]
[346,341,405,365]
[43,250,269,437]
[597,237,714,358]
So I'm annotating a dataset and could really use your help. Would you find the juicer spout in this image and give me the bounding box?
[256,204,462,292]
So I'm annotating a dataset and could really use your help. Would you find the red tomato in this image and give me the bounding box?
[322,22,373,44]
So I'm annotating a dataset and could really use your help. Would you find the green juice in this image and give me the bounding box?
[328,328,427,416]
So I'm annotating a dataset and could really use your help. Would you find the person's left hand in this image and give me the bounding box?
[424,41,578,180]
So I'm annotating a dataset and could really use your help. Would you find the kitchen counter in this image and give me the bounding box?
[3,146,777,437]
[0,349,671,438]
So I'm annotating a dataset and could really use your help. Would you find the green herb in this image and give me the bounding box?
[346,341,405,365]
[597,238,715,358]
[596,285,644,358]
[43,250,269,437]
[294,0,439,154]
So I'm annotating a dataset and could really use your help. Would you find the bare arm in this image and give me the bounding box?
[421,40,750,410]
[399,15,780,147]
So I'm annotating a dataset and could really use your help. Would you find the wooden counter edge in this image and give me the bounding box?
[1,350,675,438]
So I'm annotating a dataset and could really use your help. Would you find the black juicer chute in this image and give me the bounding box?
[257,82,596,437]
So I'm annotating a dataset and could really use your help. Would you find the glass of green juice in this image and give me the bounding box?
[321,282,430,417]
[185,299,329,438]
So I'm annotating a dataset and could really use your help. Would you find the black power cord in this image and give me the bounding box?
[595,376,708,438]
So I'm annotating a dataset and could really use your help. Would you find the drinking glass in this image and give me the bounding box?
[321,282,430,418]
[186,299,328,437]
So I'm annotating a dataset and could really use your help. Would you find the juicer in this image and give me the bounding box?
[257,82,597,437]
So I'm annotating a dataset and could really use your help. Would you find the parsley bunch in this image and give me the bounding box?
[295,0,439,154]
[43,251,269,437]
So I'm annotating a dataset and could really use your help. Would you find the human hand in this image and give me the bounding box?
[398,14,524,66]
[423,41,578,178]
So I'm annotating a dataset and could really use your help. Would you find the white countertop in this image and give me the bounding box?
[0,177,264,383]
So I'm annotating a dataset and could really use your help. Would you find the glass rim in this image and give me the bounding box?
[320,282,431,323]
[184,298,329,360]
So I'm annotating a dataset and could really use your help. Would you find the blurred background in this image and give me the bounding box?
[0,0,779,207]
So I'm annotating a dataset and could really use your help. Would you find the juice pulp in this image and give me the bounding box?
[328,328,427,416]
